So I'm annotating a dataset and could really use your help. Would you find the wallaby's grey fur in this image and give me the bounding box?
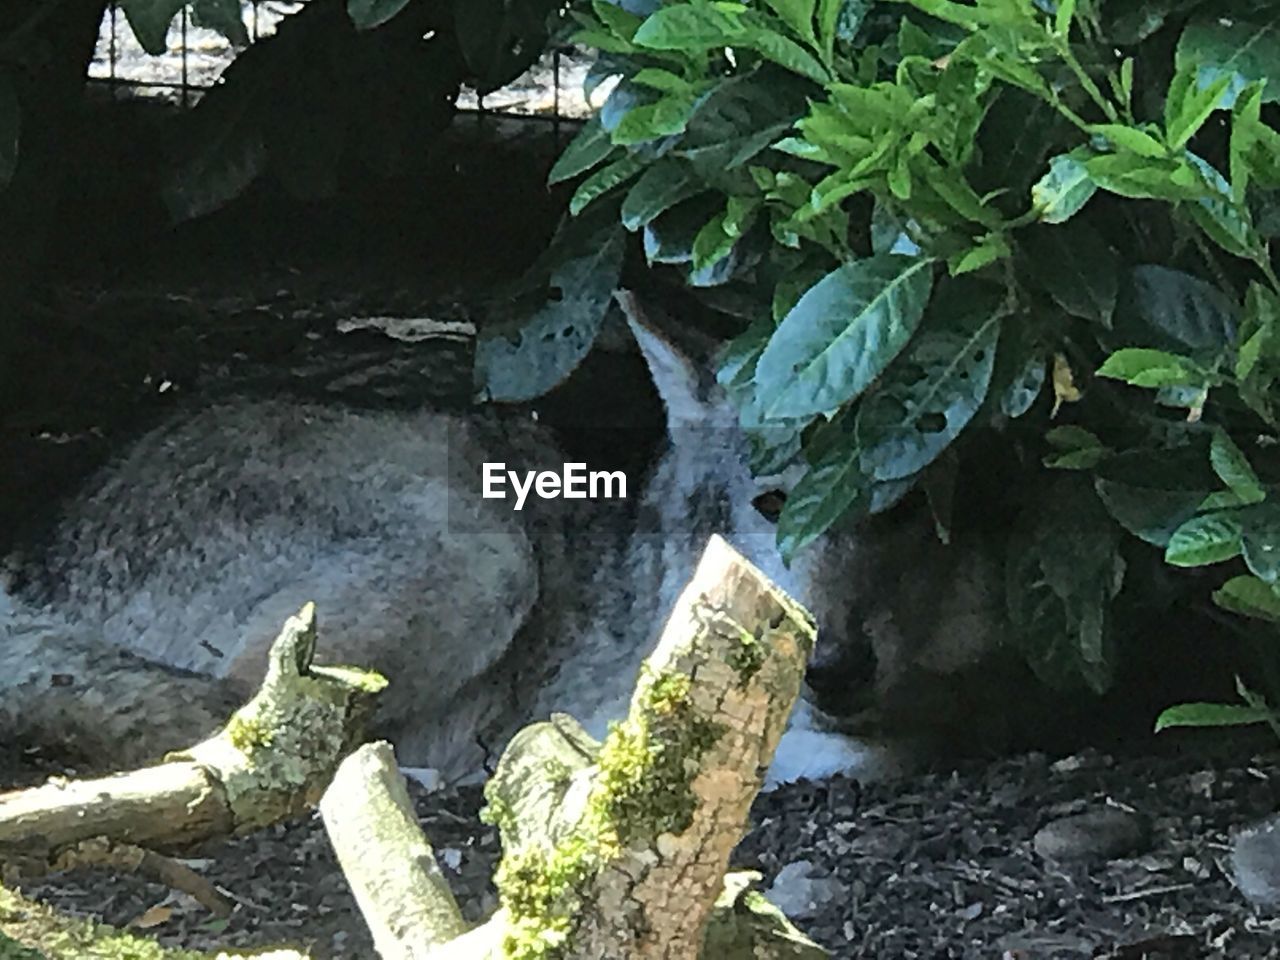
[1,291,909,785]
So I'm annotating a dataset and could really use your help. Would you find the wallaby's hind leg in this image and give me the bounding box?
[216,526,544,775]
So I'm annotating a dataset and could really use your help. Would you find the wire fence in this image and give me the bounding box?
[88,1,600,121]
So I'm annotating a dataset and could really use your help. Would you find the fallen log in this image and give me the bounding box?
[322,535,830,959]
[0,602,385,878]
[320,740,468,959]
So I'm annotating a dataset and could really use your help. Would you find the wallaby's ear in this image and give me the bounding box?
[614,289,707,424]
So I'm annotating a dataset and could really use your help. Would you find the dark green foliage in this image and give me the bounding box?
[527,0,1280,732]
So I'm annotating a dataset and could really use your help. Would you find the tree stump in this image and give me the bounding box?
[322,535,830,959]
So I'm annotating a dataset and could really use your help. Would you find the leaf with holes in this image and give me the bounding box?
[754,255,935,420]
[476,221,625,402]
[855,283,1001,482]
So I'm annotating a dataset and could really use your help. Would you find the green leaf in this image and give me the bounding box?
[947,234,1010,276]
[1165,512,1244,566]
[549,116,616,185]
[1021,221,1117,326]
[817,0,868,63]
[1155,701,1274,731]
[776,432,868,562]
[633,3,747,50]
[1054,0,1076,36]
[1084,152,1203,202]
[1165,63,1235,149]
[620,159,703,231]
[1230,83,1265,200]
[0,71,18,190]
[1183,151,1259,260]
[1238,281,1280,381]
[754,255,935,420]
[1032,153,1097,224]
[346,0,411,30]
[1006,477,1124,695]
[855,284,1002,482]
[1090,123,1167,158]
[1120,265,1237,353]
[1240,503,1280,583]
[1210,430,1265,505]
[1213,574,1280,622]
[1096,348,1209,388]
[998,344,1045,419]
[741,24,831,83]
[121,0,186,55]
[1175,14,1280,112]
[1094,485,1203,548]
[762,0,817,44]
[691,210,736,273]
[569,153,647,215]
[593,0,644,40]
[476,219,626,402]
[612,95,698,145]
[674,71,811,178]
[1043,425,1108,470]
[642,193,722,264]
[631,68,693,93]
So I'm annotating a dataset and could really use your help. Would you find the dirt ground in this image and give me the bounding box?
[10,739,1279,959]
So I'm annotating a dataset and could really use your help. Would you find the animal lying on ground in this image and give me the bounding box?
[0,290,1006,787]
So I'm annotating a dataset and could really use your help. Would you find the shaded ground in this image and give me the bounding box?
[10,742,1280,958]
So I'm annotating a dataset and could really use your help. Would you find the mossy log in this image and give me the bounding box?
[0,603,385,877]
[327,535,829,959]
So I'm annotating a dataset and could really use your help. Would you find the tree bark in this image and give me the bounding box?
[0,603,385,875]
[320,741,468,959]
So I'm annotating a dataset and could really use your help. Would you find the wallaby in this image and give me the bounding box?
[0,290,910,786]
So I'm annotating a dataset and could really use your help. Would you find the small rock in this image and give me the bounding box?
[1033,807,1148,862]
[1231,813,1280,910]
[1050,750,1111,775]
[766,859,844,920]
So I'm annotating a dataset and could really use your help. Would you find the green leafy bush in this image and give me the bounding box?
[519,0,1280,726]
